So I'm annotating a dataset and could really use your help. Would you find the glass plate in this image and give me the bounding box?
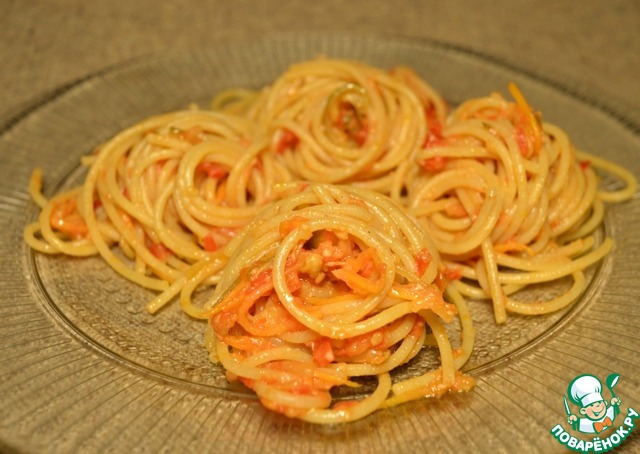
[1,33,639,453]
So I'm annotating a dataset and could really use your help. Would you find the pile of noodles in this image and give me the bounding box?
[24,57,636,422]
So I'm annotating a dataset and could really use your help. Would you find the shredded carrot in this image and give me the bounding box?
[331,248,384,294]
[196,161,229,179]
[421,156,448,172]
[508,82,542,156]
[183,126,204,144]
[494,239,535,256]
[414,248,432,277]
[444,201,467,218]
[443,266,462,281]
[149,242,171,261]
[332,326,388,359]
[332,400,359,411]
[50,198,89,238]
[311,337,335,367]
[279,216,308,237]
[335,101,369,146]
[422,105,444,149]
[275,129,299,153]
[202,233,218,252]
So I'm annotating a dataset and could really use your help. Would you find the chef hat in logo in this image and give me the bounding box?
[569,374,604,407]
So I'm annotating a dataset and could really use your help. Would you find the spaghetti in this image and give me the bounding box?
[25,109,292,303]
[202,183,474,423]
[406,84,637,323]
[214,59,446,198]
[24,57,637,423]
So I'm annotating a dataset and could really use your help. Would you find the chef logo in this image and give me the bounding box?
[549,373,638,453]
[566,373,621,434]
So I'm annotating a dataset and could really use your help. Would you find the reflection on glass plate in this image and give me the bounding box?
[1,33,639,453]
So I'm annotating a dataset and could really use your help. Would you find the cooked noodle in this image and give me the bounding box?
[406,84,636,323]
[202,183,473,422]
[24,57,637,423]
